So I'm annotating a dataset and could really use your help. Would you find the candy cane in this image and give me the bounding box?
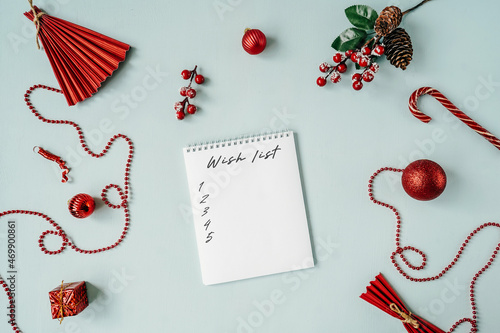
[409,87,500,151]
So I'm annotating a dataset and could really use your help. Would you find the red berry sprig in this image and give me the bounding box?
[175,66,205,120]
[317,43,384,91]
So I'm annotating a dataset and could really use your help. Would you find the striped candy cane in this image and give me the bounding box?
[409,87,500,151]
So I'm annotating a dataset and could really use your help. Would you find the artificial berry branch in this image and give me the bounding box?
[318,0,431,90]
[317,43,384,90]
[174,66,205,120]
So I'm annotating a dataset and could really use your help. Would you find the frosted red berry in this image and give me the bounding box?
[370,63,379,73]
[195,75,205,84]
[352,73,362,81]
[374,45,385,56]
[361,47,371,55]
[333,53,343,63]
[352,80,363,90]
[176,111,185,120]
[186,89,196,98]
[337,63,347,73]
[319,62,330,73]
[330,72,341,83]
[174,101,184,112]
[362,71,374,82]
[345,50,354,57]
[350,52,359,63]
[179,87,187,96]
[187,104,197,114]
[317,76,327,87]
[181,70,191,80]
[358,56,369,67]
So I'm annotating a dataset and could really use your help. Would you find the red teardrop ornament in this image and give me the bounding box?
[402,159,446,201]
[68,194,95,218]
[242,28,267,55]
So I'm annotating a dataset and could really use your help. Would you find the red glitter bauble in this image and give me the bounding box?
[402,159,447,201]
[68,194,95,218]
[242,28,267,55]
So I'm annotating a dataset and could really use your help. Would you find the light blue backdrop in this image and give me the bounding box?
[1,0,500,332]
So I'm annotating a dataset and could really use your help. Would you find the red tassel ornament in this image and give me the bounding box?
[242,28,267,55]
[24,1,130,106]
[361,274,445,333]
[68,194,95,218]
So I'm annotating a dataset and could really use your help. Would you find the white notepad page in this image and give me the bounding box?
[183,131,314,285]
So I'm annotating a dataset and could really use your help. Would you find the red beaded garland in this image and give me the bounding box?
[0,85,134,333]
[369,167,499,333]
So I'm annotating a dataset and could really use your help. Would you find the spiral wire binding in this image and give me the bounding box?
[185,130,291,153]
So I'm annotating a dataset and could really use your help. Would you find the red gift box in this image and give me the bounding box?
[49,281,88,322]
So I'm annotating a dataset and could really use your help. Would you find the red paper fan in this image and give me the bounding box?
[360,274,445,333]
[24,5,130,106]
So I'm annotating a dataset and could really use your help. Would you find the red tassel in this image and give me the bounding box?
[24,5,130,106]
[360,274,445,333]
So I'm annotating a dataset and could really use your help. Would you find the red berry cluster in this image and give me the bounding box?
[317,44,384,90]
[175,66,205,120]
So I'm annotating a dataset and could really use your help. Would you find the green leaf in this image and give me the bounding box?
[331,28,367,51]
[345,5,378,30]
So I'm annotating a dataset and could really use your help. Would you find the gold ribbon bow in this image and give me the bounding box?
[390,303,420,329]
[28,0,46,49]
[57,281,66,324]
[57,281,85,324]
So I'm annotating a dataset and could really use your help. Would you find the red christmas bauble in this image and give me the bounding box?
[68,193,95,218]
[402,159,447,201]
[242,28,267,55]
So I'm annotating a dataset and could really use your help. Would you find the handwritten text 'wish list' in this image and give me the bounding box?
[206,145,282,169]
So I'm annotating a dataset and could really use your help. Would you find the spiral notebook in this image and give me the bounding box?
[183,131,314,285]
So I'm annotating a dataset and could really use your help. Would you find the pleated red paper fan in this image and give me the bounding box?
[24,6,130,106]
[360,274,445,333]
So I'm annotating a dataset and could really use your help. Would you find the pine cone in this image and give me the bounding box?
[374,6,402,36]
[384,28,413,70]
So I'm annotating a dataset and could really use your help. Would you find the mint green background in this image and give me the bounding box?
[1,0,500,332]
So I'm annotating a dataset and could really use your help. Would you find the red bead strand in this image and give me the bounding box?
[369,168,500,333]
[0,85,135,333]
